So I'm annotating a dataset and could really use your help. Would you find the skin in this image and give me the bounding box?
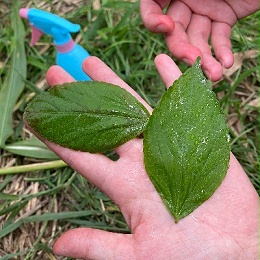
[26,55,259,259]
[140,0,259,81]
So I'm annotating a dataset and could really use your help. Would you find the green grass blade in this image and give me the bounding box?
[5,136,59,159]
[0,160,67,175]
[0,221,24,240]
[0,200,27,217]
[0,210,93,239]
[0,250,30,260]
[24,210,94,222]
[0,192,19,201]
[0,0,26,147]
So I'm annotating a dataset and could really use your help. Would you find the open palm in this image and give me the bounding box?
[140,0,259,81]
[27,55,259,259]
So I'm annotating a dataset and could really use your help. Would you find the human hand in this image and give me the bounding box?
[26,55,259,259]
[140,0,259,81]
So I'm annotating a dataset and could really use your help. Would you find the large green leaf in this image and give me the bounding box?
[143,60,230,222]
[0,1,26,147]
[24,82,150,153]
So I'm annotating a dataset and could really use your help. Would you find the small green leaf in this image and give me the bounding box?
[143,59,230,222]
[5,136,58,159]
[24,81,150,153]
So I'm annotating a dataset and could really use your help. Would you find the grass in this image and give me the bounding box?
[0,0,259,259]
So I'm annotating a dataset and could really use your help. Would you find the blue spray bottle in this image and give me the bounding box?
[19,8,92,81]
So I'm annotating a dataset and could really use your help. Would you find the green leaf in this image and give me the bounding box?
[24,81,150,153]
[143,59,230,223]
[5,136,58,159]
[0,1,26,147]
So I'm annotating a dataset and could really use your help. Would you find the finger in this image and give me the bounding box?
[211,22,234,69]
[166,0,191,29]
[185,15,223,81]
[140,0,174,33]
[53,228,134,259]
[200,53,223,82]
[154,54,182,88]
[165,23,202,66]
[46,65,75,86]
[165,2,202,65]
[186,14,212,56]
[83,56,152,113]
[184,14,223,81]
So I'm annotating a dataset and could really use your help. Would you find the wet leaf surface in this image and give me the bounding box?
[143,60,230,222]
[24,81,150,153]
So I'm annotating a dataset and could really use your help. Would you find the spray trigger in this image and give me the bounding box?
[30,24,44,46]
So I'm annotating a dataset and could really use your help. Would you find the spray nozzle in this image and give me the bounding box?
[19,8,81,46]
[20,8,92,81]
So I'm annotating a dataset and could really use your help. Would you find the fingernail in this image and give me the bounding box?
[182,58,192,65]
[204,70,211,80]
[156,23,170,33]
[221,59,233,69]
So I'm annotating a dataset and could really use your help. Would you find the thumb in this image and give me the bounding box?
[53,228,134,259]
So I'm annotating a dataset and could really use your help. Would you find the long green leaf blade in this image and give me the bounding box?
[0,1,26,147]
[0,210,93,239]
[5,136,58,159]
[144,60,230,222]
[24,82,150,153]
